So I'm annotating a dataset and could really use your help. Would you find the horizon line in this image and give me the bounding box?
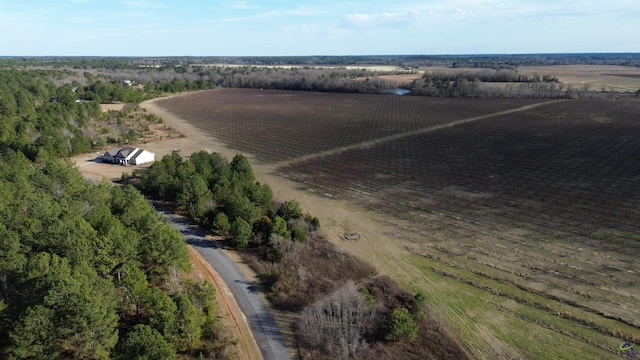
[2,52,640,58]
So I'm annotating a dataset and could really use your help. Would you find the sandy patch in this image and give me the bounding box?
[100,103,126,112]
[372,73,423,85]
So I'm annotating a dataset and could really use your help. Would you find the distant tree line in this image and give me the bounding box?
[3,53,639,70]
[4,57,633,100]
[407,71,582,98]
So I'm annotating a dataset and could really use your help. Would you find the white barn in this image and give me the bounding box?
[102,147,155,166]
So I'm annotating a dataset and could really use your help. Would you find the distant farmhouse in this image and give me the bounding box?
[102,147,155,166]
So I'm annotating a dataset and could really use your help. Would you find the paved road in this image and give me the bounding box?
[156,206,291,360]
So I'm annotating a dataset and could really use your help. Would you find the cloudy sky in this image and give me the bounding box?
[1,0,638,56]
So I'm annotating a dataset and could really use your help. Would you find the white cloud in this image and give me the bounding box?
[207,7,320,24]
[227,1,260,10]
[64,10,152,24]
[121,0,165,9]
[344,11,408,24]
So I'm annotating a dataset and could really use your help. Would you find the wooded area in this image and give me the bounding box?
[5,55,637,100]
[0,70,234,359]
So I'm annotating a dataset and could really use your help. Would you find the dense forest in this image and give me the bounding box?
[0,70,234,359]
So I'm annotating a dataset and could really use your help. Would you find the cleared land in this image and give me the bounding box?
[518,65,640,92]
[153,89,640,359]
[156,89,543,163]
[420,65,640,93]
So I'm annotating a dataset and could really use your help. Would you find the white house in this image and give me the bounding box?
[102,147,155,165]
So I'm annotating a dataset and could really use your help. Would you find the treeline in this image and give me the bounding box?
[78,65,392,95]
[78,65,605,99]
[1,59,620,100]
[3,53,640,70]
[0,70,236,359]
[0,57,143,70]
[447,53,640,69]
[135,151,470,359]
[409,71,576,98]
[0,68,216,159]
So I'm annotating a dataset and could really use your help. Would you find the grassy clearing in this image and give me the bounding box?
[410,245,640,338]
[517,65,640,92]
[421,65,640,92]
[408,255,620,360]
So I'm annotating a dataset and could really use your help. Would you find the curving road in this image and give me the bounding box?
[155,206,291,360]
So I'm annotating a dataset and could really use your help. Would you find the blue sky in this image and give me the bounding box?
[1,0,639,56]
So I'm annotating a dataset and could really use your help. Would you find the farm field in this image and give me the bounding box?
[421,65,640,93]
[517,65,640,92]
[156,89,544,163]
[156,89,640,359]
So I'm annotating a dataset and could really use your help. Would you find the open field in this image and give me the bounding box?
[518,65,640,92]
[152,89,640,359]
[279,99,640,357]
[155,89,544,163]
[421,65,640,93]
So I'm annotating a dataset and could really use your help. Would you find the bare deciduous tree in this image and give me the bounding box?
[298,281,381,359]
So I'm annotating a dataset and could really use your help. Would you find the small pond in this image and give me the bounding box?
[383,88,411,95]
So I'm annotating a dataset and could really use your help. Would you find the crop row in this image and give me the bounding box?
[157,89,543,162]
[278,99,640,329]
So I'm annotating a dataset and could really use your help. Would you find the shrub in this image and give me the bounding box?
[277,199,302,220]
[385,307,418,342]
[360,287,376,307]
[270,215,290,238]
[291,227,306,243]
[310,216,320,230]
[410,291,428,321]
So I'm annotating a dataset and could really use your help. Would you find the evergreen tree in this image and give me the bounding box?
[384,307,418,342]
[115,324,176,360]
[230,217,252,249]
[212,212,230,236]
